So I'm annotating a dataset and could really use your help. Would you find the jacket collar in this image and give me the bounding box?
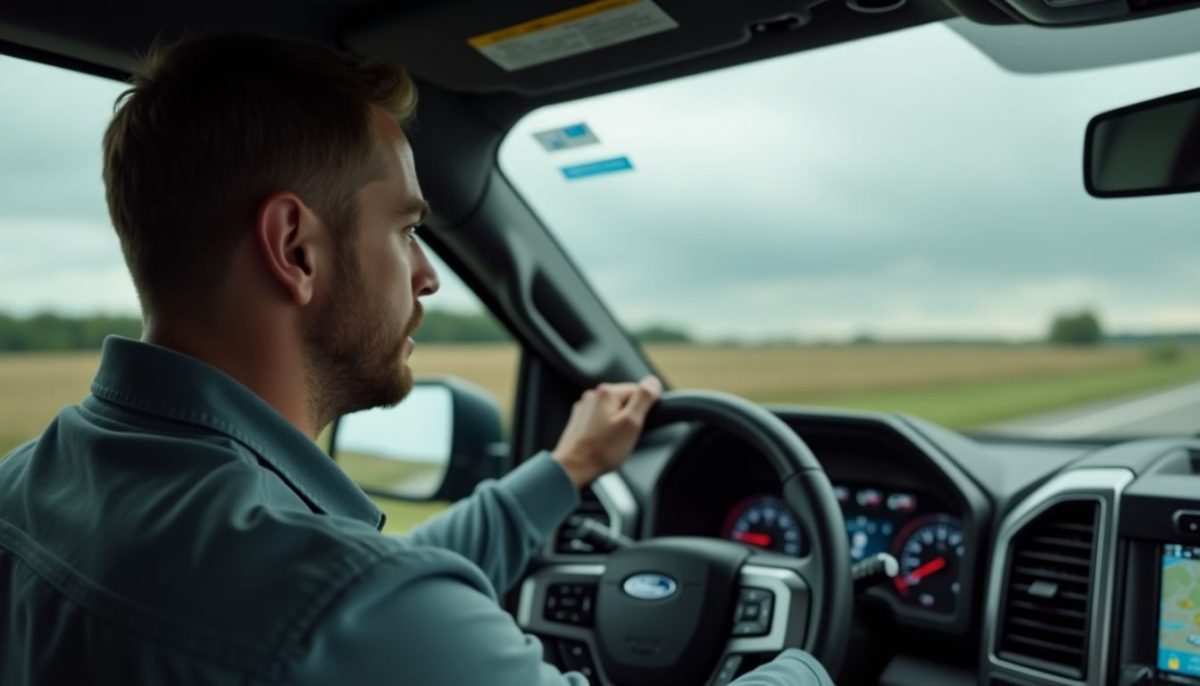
[91,336,384,530]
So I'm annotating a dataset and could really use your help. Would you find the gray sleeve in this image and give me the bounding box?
[286,570,590,686]
[731,649,836,685]
[402,451,580,594]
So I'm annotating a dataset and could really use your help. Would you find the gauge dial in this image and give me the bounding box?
[722,494,806,556]
[891,514,963,614]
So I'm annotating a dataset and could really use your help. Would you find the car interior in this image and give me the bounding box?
[3,0,1200,684]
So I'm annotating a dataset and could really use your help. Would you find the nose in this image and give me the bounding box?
[413,240,440,298]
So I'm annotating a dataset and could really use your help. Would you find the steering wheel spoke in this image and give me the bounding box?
[728,562,811,653]
[517,564,608,684]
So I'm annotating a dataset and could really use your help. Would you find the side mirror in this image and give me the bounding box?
[1085,86,1200,198]
[329,377,508,502]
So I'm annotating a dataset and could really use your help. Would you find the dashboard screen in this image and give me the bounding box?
[1159,544,1200,680]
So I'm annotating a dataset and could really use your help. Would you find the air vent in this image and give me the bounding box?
[996,500,1099,680]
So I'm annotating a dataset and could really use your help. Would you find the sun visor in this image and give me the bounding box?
[950,8,1200,73]
[966,0,1200,26]
[343,0,826,96]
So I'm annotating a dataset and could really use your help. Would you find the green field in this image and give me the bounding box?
[4,344,1199,532]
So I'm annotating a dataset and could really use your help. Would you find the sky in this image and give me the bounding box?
[1,17,1198,343]
[0,57,481,316]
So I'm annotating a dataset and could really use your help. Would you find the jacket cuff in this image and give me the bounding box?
[497,451,581,536]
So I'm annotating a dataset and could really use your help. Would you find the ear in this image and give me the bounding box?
[255,192,325,307]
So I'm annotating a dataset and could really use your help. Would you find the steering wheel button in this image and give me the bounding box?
[713,654,744,686]
[557,640,598,684]
[733,620,767,636]
[740,588,770,603]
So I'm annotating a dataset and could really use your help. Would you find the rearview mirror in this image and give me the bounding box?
[329,377,507,502]
[1085,86,1200,198]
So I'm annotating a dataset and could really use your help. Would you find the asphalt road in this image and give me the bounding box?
[988,379,1200,439]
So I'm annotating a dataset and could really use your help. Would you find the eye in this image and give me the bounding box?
[403,223,422,239]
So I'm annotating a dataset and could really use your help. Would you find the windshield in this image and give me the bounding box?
[499,18,1200,440]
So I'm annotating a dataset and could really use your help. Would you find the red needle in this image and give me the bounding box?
[894,556,946,592]
[735,531,773,547]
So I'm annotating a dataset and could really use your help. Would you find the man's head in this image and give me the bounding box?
[103,34,439,427]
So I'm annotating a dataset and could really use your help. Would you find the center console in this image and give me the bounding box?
[983,440,1200,686]
[1115,446,1200,686]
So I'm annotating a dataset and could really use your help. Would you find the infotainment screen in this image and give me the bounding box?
[1159,544,1200,680]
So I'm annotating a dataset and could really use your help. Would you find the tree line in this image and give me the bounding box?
[3,309,1187,352]
[0,311,696,351]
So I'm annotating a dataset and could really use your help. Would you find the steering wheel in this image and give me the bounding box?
[517,390,852,685]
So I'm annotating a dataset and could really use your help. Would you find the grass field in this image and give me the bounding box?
[4,343,1199,532]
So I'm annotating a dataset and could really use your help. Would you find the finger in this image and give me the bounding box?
[598,382,640,409]
[640,375,663,396]
[621,376,662,417]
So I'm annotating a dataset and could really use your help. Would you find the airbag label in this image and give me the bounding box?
[468,0,678,73]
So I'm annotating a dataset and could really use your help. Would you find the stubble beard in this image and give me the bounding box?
[303,249,422,430]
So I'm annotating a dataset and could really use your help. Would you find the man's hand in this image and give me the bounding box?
[552,376,663,488]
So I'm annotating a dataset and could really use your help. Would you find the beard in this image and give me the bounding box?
[302,248,423,429]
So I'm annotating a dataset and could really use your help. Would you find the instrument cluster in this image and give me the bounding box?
[721,483,964,614]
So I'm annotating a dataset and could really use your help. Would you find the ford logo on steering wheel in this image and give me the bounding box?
[622,573,678,600]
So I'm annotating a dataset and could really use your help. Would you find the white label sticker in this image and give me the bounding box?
[468,0,678,73]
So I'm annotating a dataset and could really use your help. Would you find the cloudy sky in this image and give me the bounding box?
[0,56,482,316]
[501,17,1200,342]
[1,17,1198,343]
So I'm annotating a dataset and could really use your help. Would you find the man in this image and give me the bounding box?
[0,34,834,685]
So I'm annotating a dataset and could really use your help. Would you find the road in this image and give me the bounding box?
[988,379,1200,439]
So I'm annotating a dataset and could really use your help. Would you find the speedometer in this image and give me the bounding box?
[891,514,963,614]
[722,494,806,556]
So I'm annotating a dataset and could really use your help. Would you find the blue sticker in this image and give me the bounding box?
[561,156,634,180]
[534,123,600,151]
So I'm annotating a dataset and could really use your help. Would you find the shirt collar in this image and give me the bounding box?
[90,336,384,530]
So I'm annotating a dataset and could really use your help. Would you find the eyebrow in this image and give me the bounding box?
[401,199,431,224]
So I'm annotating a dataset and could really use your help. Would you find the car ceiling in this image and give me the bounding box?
[5,0,1200,126]
[1,1,964,106]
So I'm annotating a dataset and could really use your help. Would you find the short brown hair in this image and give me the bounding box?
[102,33,417,315]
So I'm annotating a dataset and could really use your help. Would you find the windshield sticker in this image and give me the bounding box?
[467,0,678,73]
[561,156,634,180]
[534,123,600,152]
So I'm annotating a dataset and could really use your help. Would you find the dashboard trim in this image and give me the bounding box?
[593,471,638,539]
[982,467,1135,686]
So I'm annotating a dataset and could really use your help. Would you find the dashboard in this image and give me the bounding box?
[537,404,1200,686]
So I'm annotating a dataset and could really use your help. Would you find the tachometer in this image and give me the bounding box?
[722,494,806,556]
[891,514,963,614]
